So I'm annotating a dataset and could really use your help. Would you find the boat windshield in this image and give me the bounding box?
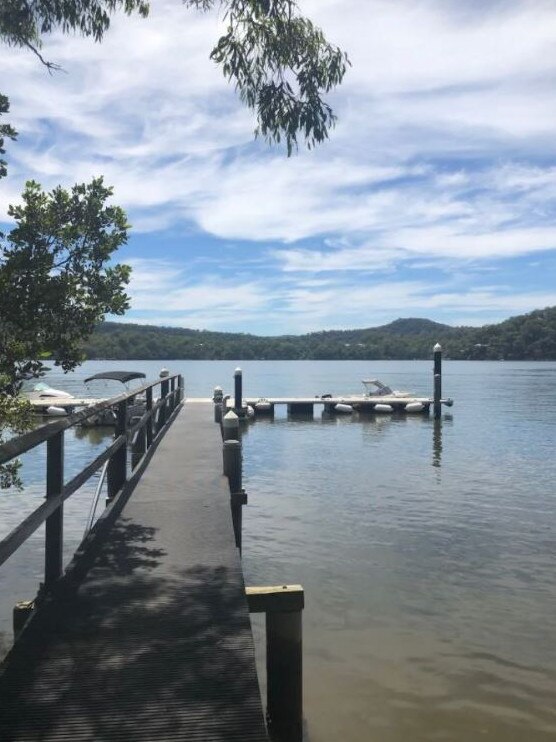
[362,379,393,396]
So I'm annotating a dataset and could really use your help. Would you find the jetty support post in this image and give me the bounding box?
[246,585,304,742]
[287,402,314,419]
[45,430,64,588]
[107,399,128,501]
[433,342,442,420]
[213,386,224,423]
[234,367,243,412]
[13,600,34,639]
[223,410,240,442]
[223,439,246,551]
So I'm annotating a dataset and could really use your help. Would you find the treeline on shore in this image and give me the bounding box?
[83,306,556,361]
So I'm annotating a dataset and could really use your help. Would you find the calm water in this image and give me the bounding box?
[1,360,555,741]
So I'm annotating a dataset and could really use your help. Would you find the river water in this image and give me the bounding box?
[1,360,555,741]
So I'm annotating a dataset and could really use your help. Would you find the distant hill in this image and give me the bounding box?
[83,306,556,361]
[375,318,454,336]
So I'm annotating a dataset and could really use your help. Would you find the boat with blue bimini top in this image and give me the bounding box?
[26,371,150,425]
[81,371,147,426]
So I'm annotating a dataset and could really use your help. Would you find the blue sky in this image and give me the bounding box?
[2,0,556,334]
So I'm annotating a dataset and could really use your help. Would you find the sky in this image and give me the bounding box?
[1,0,556,335]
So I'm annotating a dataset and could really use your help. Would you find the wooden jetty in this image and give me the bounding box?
[0,376,303,742]
[240,395,452,415]
[220,344,453,420]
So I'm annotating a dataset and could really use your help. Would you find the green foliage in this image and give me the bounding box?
[0,178,131,487]
[187,0,349,154]
[0,1,149,55]
[84,307,556,361]
[0,394,32,489]
[1,1,348,155]
[0,94,17,179]
[0,177,131,390]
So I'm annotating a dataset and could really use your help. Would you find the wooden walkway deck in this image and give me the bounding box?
[0,402,268,741]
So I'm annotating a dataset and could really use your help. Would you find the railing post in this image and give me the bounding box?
[178,374,185,402]
[107,400,127,501]
[158,379,169,431]
[45,430,64,588]
[146,386,153,449]
[170,377,176,412]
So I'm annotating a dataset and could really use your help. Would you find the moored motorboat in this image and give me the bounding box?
[362,379,411,398]
[83,370,148,426]
[27,383,76,415]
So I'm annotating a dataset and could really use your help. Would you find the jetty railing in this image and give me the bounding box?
[0,374,184,597]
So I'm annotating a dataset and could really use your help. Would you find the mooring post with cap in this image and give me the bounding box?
[433,342,442,419]
[222,410,240,442]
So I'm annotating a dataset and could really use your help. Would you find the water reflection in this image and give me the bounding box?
[73,425,114,445]
[433,418,442,469]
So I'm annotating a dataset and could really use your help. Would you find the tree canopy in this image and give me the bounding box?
[84,307,556,362]
[0,177,130,392]
[0,0,349,163]
[0,178,131,486]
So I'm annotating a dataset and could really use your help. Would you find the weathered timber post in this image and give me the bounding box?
[178,374,185,402]
[213,386,224,423]
[107,400,127,501]
[146,387,153,448]
[170,376,176,410]
[158,377,170,431]
[45,430,64,588]
[234,367,243,412]
[223,410,240,441]
[13,600,34,639]
[433,342,442,420]
[223,440,242,493]
[223,439,246,551]
[267,612,303,742]
[246,586,304,742]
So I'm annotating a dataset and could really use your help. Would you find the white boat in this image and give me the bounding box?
[29,382,74,400]
[27,383,76,415]
[361,379,412,398]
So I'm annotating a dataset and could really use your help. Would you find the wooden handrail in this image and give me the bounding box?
[0,374,181,465]
[0,436,124,570]
[0,374,183,584]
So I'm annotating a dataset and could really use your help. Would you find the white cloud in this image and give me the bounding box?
[2,0,556,330]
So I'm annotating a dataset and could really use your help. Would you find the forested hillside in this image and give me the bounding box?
[83,307,556,361]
